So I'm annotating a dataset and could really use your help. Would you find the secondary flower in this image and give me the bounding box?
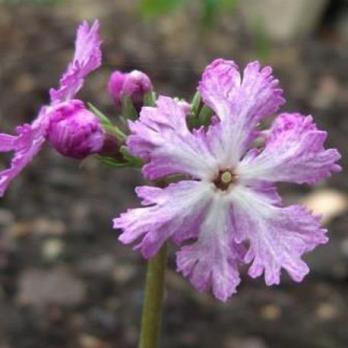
[0,20,102,196]
[108,70,153,109]
[114,59,341,301]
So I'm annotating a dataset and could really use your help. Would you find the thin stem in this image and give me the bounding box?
[139,244,168,348]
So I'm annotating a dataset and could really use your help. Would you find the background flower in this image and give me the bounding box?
[0,20,102,196]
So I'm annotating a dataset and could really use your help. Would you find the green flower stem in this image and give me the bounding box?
[139,244,168,348]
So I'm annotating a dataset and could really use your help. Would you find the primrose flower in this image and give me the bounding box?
[0,20,102,196]
[108,70,153,109]
[114,59,341,301]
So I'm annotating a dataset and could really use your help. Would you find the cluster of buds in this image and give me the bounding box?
[0,21,152,196]
[47,68,153,161]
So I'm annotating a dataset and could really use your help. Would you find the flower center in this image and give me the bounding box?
[213,169,236,191]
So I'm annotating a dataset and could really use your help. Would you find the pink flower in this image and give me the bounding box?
[108,70,153,109]
[49,20,102,103]
[0,20,102,196]
[113,59,341,301]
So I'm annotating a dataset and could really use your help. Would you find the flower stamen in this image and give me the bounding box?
[213,169,236,191]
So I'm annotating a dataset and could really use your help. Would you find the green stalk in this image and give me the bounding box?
[139,244,168,348]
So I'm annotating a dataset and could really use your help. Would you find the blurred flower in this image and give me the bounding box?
[108,70,153,110]
[114,59,341,301]
[0,20,101,196]
[47,100,104,159]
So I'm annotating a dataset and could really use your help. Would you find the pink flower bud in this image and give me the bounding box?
[107,70,153,108]
[47,100,105,159]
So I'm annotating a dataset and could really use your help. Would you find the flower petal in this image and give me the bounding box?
[49,20,102,103]
[238,113,341,185]
[0,109,48,197]
[0,134,16,151]
[113,180,213,258]
[230,186,328,285]
[176,196,245,301]
[198,59,285,164]
[127,96,218,180]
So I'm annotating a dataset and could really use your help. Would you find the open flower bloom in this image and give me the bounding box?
[114,59,341,301]
[0,20,102,196]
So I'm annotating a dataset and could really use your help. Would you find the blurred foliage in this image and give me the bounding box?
[0,0,60,3]
[201,0,237,26]
[1,0,270,62]
[253,20,271,61]
[138,0,270,60]
[138,0,186,16]
[138,0,237,27]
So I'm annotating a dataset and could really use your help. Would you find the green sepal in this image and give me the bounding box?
[96,155,129,168]
[198,105,213,126]
[143,91,156,106]
[121,96,138,120]
[190,91,201,117]
[96,146,143,169]
[120,146,144,167]
[88,102,127,141]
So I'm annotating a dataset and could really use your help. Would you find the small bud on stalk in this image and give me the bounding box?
[108,70,153,112]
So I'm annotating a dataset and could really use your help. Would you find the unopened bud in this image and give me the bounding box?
[47,100,105,159]
[107,70,153,110]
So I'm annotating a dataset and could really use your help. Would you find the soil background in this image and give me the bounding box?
[0,1,348,347]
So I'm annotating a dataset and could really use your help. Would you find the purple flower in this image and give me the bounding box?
[47,100,104,159]
[113,59,341,301]
[0,20,102,196]
[108,70,153,108]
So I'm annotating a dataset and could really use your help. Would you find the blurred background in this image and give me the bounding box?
[0,0,348,347]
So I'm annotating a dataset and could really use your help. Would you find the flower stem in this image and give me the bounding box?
[139,244,168,348]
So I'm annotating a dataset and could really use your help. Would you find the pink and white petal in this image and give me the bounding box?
[0,134,16,151]
[230,186,328,285]
[198,59,241,118]
[0,110,49,196]
[238,113,341,185]
[176,196,245,301]
[127,96,218,180]
[49,20,102,103]
[198,59,285,164]
[113,180,213,258]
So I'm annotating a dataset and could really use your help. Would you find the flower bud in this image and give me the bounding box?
[107,70,153,110]
[47,100,105,159]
